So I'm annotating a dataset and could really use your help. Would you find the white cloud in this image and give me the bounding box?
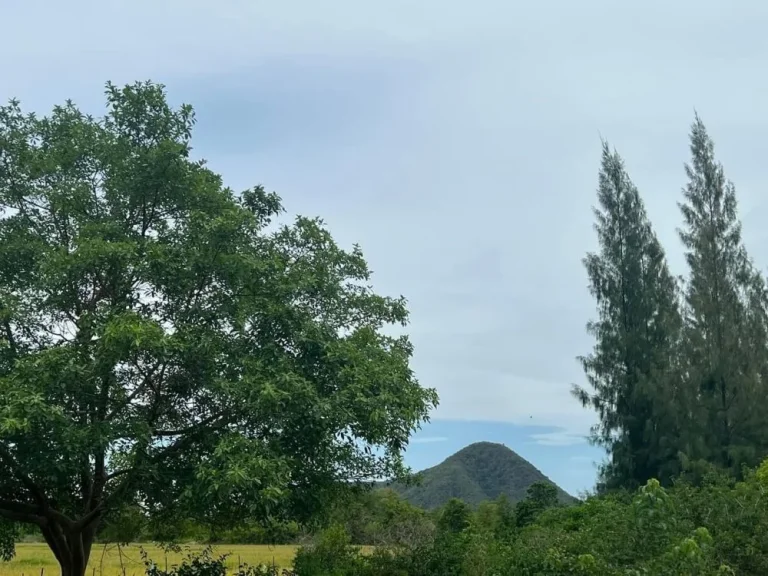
[419,367,598,442]
[528,431,588,447]
[410,436,449,444]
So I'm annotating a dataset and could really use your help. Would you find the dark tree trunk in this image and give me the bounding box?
[41,522,97,576]
[58,548,87,576]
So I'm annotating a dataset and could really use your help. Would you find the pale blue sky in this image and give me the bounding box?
[4,0,768,495]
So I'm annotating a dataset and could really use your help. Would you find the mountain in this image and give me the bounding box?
[386,441,575,509]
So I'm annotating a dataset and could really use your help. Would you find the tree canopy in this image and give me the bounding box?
[575,142,682,490]
[0,81,437,576]
[677,115,768,474]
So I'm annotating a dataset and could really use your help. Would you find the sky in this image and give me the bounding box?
[4,0,768,496]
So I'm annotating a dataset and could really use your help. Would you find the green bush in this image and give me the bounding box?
[292,524,368,576]
[141,547,290,576]
[142,547,228,576]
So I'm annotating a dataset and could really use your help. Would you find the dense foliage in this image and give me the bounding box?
[0,82,437,576]
[130,466,759,575]
[287,462,768,575]
[79,465,768,574]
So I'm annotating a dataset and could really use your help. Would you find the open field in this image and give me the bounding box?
[0,543,300,576]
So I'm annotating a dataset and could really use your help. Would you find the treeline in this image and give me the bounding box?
[145,465,768,575]
[93,482,559,550]
[575,115,768,491]
[293,465,768,575]
[93,489,432,547]
[292,467,768,575]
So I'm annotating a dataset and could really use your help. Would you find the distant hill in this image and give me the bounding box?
[384,441,575,509]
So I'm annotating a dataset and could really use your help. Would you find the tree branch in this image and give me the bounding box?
[105,468,131,482]
[0,443,48,509]
[1,317,17,360]
[73,506,103,531]
[0,506,46,526]
[0,444,77,530]
[104,361,165,421]
[0,499,41,516]
[152,412,229,437]
[101,419,226,514]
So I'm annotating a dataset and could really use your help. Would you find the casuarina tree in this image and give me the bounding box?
[677,115,768,474]
[0,81,438,576]
[575,142,682,491]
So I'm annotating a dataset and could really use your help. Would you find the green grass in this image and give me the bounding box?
[1,543,299,576]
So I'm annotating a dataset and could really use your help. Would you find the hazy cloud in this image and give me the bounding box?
[529,431,589,447]
[410,437,449,445]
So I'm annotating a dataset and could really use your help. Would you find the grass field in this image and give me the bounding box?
[0,543,300,576]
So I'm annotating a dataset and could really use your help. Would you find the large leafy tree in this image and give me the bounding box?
[0,81,437,576]
[677,115,768,474]
[575,143,682,491]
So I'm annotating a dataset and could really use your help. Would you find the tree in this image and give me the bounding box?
[0,81,438,576]
[472,500,500,536]
[437,499,471,535]
[492,493,515,539]
[574,142,683,490]
[514,481,558,528]
[95,504,146,544]
[677,115,768,474]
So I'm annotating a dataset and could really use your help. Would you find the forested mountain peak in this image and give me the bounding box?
[387,441,574,509]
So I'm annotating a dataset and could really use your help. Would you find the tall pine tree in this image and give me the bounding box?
[575,142,682,491]
[677,115,768,475]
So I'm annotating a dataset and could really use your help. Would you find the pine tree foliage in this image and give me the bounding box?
[575,142,682,490]
[677,115,768,474]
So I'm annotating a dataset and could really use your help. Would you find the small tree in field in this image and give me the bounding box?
[0,81,438,576]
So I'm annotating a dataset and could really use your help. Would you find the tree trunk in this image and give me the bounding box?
[41,523,96,576]
[58,548,88,576]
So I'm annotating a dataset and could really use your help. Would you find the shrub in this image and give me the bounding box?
[292,525,368,576]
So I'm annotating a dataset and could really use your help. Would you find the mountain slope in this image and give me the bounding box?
[388,441,575,509]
